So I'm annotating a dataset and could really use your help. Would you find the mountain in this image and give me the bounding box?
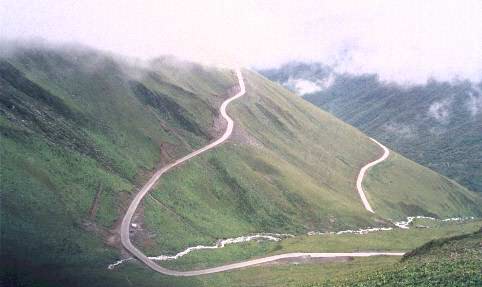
[1,44,481,286]
[260,62,482,193]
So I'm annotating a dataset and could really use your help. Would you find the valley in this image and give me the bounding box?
[116,68,400,276]
[2,1,482,286]
[1,44,481,286]
[261,62,482,194]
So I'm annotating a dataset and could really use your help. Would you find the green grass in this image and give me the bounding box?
[310,228,482,286]
[140,70,481,257]
[0,44,235,286]
[364,152,482,219]
[261,62,482,193]
[1,43,481,286]
[202,257,401,287]
[147,219,482,271]
[108,220,481,287]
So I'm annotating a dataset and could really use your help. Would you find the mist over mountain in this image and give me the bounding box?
[3,1,482,84]
[2,0,482,285]
[260,62,335,95]
[2,42,481,286]
[260,62,482,193]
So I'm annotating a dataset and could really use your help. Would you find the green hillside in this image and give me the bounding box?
[261,62,482,193]
[183,221,481,287]
[190,219,482,287]
[1,44,481,286]
[311,228,482,286]
[307,76,482,194]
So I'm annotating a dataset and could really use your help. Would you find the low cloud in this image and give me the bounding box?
[466,86,482,116]
[284,78,322,95]
[1,0,482,84]
[428,99,452,123]
[283,72,335,96]
[382,122,415,139]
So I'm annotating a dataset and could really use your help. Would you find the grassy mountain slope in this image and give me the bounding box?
[261,62,482,193]
[307,76,482,194]
[1,44,481,286]
[312,228,482,286]
[187,219,481,287]
[1,44,234,286]
[141,70,482,255]
[363,152,482,219]
[234,71,481,220]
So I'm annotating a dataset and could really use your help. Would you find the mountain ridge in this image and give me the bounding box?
[260,61,482,193]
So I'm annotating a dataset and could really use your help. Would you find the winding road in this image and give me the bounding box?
[356,138,390,213]
[120,69,402,276]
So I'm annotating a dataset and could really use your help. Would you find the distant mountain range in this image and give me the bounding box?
[260,62,482,193]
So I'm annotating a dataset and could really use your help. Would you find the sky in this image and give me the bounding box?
[1,0,482,83]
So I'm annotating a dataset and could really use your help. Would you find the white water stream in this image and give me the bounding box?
[308,216,475,235]
[108,216,475,269]
[108,233,293,270]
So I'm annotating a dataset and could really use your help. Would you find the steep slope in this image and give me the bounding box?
[312,228,482,286]
[0,44,235,286]
[230,71,481,220]
[261,62,482,193]
[1,44,481,285]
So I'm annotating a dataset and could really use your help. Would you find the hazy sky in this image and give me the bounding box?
[1,0,481,83]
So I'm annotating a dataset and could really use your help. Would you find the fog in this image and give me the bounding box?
[1,0,481,84]
[467,85,482,116]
